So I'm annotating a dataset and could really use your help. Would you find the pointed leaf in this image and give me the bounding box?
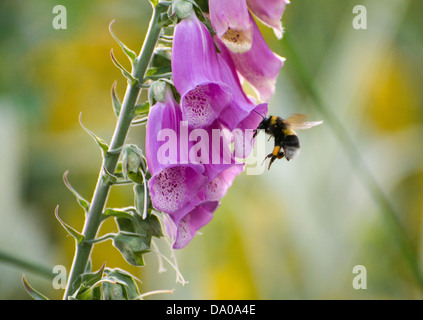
[134,101,150,117]
[146,66,172,78]
[80,263,106,287]
[103,208,135,220]
[73,263,106,300]
[63,171,90,213]
[103,268,141,300]
[55,206,84,244]
[74,285,102,300]
[79,113,109,156]
[22,276,49,300]
[109,20,137,64]
[113,232,150,266]
[111,81,121,117]
[142,213,164,238]
[110,49,138,85]
[102,166,118,185]
[114,162,125,179]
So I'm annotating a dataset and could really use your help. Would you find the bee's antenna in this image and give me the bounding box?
[252,109,265,119]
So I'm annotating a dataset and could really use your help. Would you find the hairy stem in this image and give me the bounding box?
[63,4,165,299]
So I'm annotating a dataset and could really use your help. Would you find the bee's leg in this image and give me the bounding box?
[251,130,258,146]
[268,156,278,170]
[268,152,285,170]
[262,152,273,166]
[262,145,281,170]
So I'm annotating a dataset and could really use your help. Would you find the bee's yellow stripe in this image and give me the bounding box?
[283,128,296,136]
[270,116,278,126]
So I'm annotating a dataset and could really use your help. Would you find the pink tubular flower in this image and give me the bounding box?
[145,85,247,249]
[172,11,266,130]
[209,0,252,53]
[209,2,285,102]
[146,3,286,248]
[146,87,207,215]
[226,15,285,102]
[172,12,233,129]
[169,165,244,249]
[247,0,289,39]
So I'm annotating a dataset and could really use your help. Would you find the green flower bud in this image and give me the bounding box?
[121,144,146,184]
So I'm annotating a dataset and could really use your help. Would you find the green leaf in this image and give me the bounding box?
[110,49,138,85]
[54,205,85,244]
[80,263,106,287]
[111,81,121,117]
[102,280,126,300]
[75,284,102,300]
[22,276,49,300]
[102,208,163,265]
[146,65,172,78]
[103,268,141,300]
[73,264,106,300]
[194,0,209,13]
[63,171,90,213]
[79,113,109,156]
[115,209,163,239]
[102,166,118,185]
[134,101,150,117]
[151,48,171,68]
[103,208,134,221]
[112,232,150,266]
[149,0,159,7]
[113,162,125,180]
[108,20,137,64]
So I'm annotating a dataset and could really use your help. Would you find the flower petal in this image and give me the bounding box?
[148,165,207,214]
[229,14,285,102]
[233,103,268,159]
[204,165,244,201]
[172,201,219,249]
[247,0,289,39]
[168,165,244,249]
[172,13,233,128]
[171,165,244,249]
[146,88,207,214]
[209,0,252,53]
[214,38,260,130]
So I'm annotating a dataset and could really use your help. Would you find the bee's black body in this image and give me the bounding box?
[253,115,301,170]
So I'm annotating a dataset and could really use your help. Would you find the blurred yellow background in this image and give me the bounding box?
[1,0,423,299]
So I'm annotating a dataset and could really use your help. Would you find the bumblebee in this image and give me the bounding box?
[252,113,323,170]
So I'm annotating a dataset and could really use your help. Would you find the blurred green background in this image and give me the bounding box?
[1,0,423,299]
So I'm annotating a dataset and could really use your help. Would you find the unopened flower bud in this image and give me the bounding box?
[122,144,146,184]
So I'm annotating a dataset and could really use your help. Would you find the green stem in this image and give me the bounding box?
[281,32,423,292]
[63,4,166,299]
[0,250,53,280]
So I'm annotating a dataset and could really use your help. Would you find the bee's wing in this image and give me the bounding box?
[285,114,323,130]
